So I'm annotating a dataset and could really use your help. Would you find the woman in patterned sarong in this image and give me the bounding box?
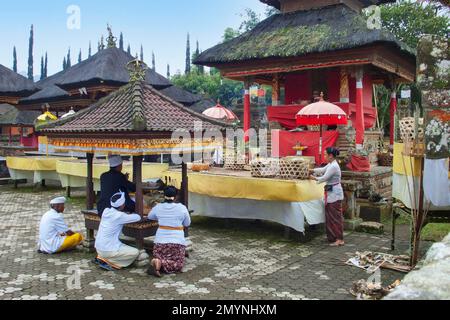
[310,147,345,247]
[147,187,191,277]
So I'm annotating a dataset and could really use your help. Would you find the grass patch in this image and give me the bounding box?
[422,223,450,242]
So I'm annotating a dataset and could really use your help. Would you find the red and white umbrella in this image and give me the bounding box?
[202,101,238,122]
[296,94,348,162]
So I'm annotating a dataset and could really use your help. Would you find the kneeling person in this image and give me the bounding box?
[95,192,141,270]
[39,197,83,254]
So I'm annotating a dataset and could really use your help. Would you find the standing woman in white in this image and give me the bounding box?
[310,147,345,247]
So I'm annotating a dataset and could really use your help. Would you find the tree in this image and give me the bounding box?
[98,36,105,51]
[380,0,449,49]
[239,8,261,33]
[127,44,131,55]
[27,24,34,81]
[222,27,240,42]
[185,33,191,74]
[152,52,156,71]
[44,52,48,78]
[140,45,144,61]
[192,41,204,75]
[78,49,82,63]
[63,56,67,71]
[66,48,72,69]
[167,64,170,79]
[40,56,45,80]
[119,32,124,50]
[12,47,17,73]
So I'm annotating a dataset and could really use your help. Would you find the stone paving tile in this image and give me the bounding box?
[0,186,421,300]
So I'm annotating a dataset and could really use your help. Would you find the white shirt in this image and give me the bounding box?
[313,160,344,204]
[38,209,69,254]
[148,203,191,246]
[95,208,141,252]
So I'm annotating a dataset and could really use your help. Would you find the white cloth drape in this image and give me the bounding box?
[189,193,325,233]
[424,158,450,207]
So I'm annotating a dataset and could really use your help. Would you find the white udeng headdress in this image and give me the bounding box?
[50,197,66,205]
[110,191,126,208]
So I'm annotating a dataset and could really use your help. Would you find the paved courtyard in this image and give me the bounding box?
[0,185,420,300]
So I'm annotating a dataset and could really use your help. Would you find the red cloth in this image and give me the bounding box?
[346,155,371,172]
[268,104,377,130]
[272,130,339,165]
[267,105,304,130]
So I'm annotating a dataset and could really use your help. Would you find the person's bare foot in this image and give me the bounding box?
[147,259,162,278]
[329,241,340,247]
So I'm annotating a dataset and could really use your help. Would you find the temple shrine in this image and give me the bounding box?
[195,0,417,219]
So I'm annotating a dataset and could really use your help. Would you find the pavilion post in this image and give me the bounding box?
[243,79,251,142]
[340,67,350,104]
[133,155,144,218]
[355,68,365,150]
[272,74,280,106]
[8,127,12,146]
[389,89,397,148]
[180,162,189,209]
[86,153,95,210]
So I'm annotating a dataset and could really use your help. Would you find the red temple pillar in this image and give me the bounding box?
[355,69,365,150]
[389,90,397,147]
[243,80,251,142]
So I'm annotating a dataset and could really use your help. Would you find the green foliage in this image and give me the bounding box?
[12,46,17,73]
[380,0,449,49]
[222,28,241,42]
[171,72,243,107]
[27,25,34,81]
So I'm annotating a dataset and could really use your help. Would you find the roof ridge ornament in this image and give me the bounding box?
[106,24,117,48]
[127,58,148,83]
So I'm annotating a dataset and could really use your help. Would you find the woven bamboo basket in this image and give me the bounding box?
[400,117,424,142]
[250,158,279,178]
[279,158,310,180]
[224,153,246,171]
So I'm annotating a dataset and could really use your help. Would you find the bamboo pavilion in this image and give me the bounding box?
[39,59,230,248]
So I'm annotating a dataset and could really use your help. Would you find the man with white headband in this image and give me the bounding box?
[38,197,83,254]
[97,155,136,217]
[94,191,141,271]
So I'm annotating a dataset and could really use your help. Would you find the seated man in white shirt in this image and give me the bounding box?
[38,197,83,254]
[94,191,142,271]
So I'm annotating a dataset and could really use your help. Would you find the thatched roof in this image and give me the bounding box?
[20,85,69,104]
[260,0,395,10]
[0,65,38,96]
[0,104,15,116]
[0,106,40,126]
[159,85,202,106]
[195,4,415,66]
[53,48,171,90]
[40,80,230,134]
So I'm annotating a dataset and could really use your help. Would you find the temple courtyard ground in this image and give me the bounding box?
[0,184,435,300]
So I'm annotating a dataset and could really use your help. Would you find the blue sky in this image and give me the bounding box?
[0,0,268,78]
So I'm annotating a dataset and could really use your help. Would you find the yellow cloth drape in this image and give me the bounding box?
[56,160,169,180]
[6,157,69,171]
[163,171,324,203]
[393,143,450,178]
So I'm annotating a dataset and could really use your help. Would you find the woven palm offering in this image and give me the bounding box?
[399,117,424,142]
[378,152,393,167]
[250,158,279,178]
[279,157,310,180]
[224,153,246,171]
[191,163,210,172]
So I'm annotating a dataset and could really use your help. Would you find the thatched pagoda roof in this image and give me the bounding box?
[260,0,395,10]
[0,65,38,96]
[159,85,203,106]
[40,80,230,134]
[195,4,414,66]
[0,106,40,126]
[20,85,70,104]
[0,104,16,116]
[52,48,171,90]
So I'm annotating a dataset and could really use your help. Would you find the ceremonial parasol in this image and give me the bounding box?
[296,93,348,162]
[202,100,238,122]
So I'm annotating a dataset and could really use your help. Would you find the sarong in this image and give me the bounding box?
[153,243,186,274]
[325,200,344,242]
[97,244,140,269]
